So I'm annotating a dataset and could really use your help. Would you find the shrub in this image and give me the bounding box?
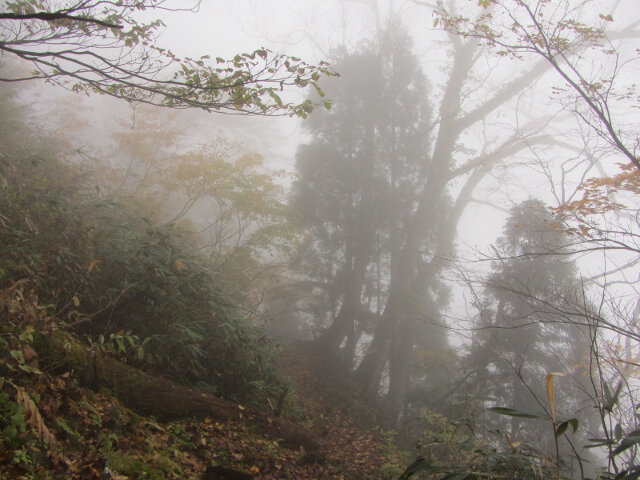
[0,109,288,411]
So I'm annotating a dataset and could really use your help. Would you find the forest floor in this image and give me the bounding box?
[276,342,403,477]
[0,337,404,479]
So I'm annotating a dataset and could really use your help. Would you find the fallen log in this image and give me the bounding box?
[33,330,321,451]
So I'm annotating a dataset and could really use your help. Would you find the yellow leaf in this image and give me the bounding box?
[545,372,566,424]
[72,295,80,307]
[250,466,260,473]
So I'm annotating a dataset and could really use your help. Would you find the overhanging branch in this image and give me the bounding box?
[0,11,124,29]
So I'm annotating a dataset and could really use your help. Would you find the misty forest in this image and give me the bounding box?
[1,1,640,479]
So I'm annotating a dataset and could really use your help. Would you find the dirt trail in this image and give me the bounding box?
[278,342,399,478]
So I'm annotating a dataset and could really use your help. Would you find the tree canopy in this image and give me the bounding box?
[0,0,335,116]
[434,0,640,170]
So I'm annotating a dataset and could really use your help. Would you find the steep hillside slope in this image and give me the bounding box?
[1,367,321,478]
[0,304,402,479]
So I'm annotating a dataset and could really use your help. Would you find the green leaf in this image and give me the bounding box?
[612,429,640,456]
[556,419,578,437]
[10,350,25,365]
[604,382,613,406]
[569,418,579,432]
[613,436,640,456]
[18,327,34,343]
[603,381,623,413]
[556,422,569,437]
[488,407,548,420]
[55,417,81,440]
[586,437,615,448]
[268,90,283,107]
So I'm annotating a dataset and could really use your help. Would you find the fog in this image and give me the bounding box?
[2,1,640,478]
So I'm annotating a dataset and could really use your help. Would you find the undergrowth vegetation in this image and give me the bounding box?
[0,88,290,412]
[0,286,342,478]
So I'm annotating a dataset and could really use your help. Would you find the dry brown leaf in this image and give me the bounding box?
[15,384,57,448]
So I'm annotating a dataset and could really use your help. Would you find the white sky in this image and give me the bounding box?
[24,0,640,335]
[145,0,640,290]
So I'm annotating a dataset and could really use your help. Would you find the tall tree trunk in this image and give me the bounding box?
[351,31,547,416]
[384,164,493,422]
[316,120,377,361]
[317,267,362,354]
[355,37,474,410]
[342,313,359,369]
[355,246,413,400]
[386,317,415,425]
[354,313,392,401]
